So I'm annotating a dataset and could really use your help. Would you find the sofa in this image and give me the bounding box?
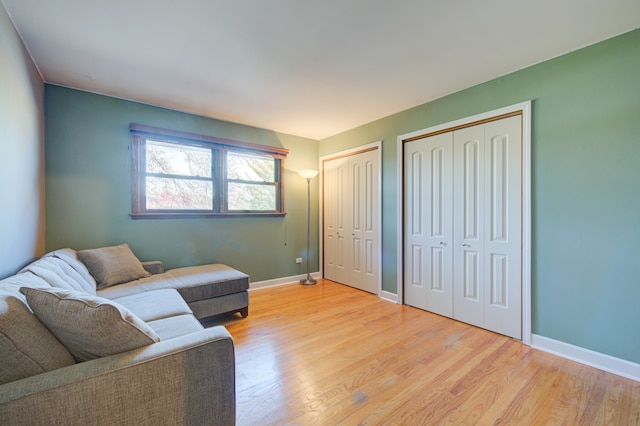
[0,244,249,425]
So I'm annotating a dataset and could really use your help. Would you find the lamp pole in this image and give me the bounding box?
[299,170,318,285]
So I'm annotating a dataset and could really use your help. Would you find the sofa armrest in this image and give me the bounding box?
[142,260,164,274]
[0,326,235,425]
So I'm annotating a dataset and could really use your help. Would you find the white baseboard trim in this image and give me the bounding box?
[531,334,640,382]
[249,272,321,290]
[250,274,401,306]
[379,290,399,303]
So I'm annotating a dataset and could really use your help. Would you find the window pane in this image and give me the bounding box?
[228,183,276,211]
[146,177,212,210]
[147,140,211,177]
[227,152,274,182]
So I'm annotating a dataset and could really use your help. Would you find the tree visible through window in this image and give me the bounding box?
[227,152,277,211]
[130,124,288,218]
[146,140,213,210]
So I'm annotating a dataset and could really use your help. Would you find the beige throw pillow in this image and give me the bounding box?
[77,244,150,289]
[20,287,160,362]
[0,290,75,385]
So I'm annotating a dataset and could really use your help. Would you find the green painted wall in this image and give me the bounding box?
[0,5,45,278]
[320,29,640,363]
[45,86,319,282]
[43,29,640,364]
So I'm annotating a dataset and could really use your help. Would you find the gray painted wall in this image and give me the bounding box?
[0,5,44,278]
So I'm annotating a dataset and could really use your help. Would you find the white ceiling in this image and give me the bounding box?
[3,0,639,140]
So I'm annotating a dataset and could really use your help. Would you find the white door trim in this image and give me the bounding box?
[396,101,532,345]
[320,141,383,297]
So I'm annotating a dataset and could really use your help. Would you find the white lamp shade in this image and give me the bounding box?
[298,169,319,180]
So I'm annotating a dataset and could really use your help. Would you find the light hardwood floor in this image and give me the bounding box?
[205,279,640,425]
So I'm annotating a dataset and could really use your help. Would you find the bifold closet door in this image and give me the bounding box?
[452,116,522,338]
[334,156,351,285]
[404,115,522,339]
[348,149,379,294]
[323,150,379,294]
[404,133,454,317]
[323,157,341,282]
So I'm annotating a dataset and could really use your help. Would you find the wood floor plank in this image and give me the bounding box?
[439,340,532,425]
[204,280,640,425]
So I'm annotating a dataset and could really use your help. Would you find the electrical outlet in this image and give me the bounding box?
[295,257,303,264]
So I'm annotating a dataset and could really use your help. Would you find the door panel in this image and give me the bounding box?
[483,116,522,338]
[490,254,507,306]
[462,138,480,241]
[404,133,453,317]
[404,140,427,309]
[334,158,350,284]
[349,150,378,293]
[323,162,338,281]
[365,160,375,277]
[453,124,485,328]
[351,162,361,276]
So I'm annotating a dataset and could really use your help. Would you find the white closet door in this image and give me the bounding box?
[452,124,486,328]
[323,149,379,294]
[348,149,379,293]
[482,117,522,338]
[404,133,453,316]
[333,156,351,285]
[452,115,522,338]
[323,160,339,281]
[403,115,522,339]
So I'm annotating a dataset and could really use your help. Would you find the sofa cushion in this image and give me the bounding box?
[20,287,160,362]
[174,265,249,302]
[0,290,75,385]
[189,291,249,319]
[111,289,193,322]
[97,263,249,301]
[19,254,96,295]
[77,244,151,289]
[146,314,204,340]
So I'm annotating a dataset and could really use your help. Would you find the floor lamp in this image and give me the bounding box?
[299,169,319,285]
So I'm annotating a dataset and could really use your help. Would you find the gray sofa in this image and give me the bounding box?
[0,245,249,425]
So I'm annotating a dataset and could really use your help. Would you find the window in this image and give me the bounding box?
[226,151,277,211]
[145,140,214,211]
[130,124,288,218]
